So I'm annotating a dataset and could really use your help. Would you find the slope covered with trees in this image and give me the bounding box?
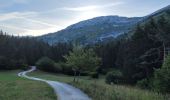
[0,32,72,70]
[89,8,170,91]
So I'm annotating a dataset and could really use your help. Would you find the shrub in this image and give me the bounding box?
[20,64,29,70]
[80,71,89,76]
[17,59,28,70]
[36,57,59,73]
[105,70,123,84]
[57,62,74,75]
[100,68,110,75]
[54,63,62,73]
[153,54,170,93]
[89,72,99,79]
[137,78,150,89]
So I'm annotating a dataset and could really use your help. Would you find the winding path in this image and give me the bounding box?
[18,66,91,100]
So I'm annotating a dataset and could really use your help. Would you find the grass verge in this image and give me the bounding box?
[0,70,57,100]
[71,82,169,100]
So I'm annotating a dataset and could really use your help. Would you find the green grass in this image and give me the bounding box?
[0,70,57,100]
[29,70,170,100]
[29,70,104,82]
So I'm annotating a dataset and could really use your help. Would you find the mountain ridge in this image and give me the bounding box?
[38,5,170,45]
[38,15,142,44]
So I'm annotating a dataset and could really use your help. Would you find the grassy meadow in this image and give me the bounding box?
[0,70,57,100]
[29,70,170,100]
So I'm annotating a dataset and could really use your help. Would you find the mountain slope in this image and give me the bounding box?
[38,5,170,45]
[38,16,142,44]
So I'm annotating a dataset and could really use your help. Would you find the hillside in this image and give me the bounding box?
[38,5,170,45]
[38,16,142,44]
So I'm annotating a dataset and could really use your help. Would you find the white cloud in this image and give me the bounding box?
[22,27,59,36]
[0,11,61,36]
[0,24,59,36]
[0,12,57,27]
[0,12,35,21]
[0,25,33,35]
[61,2,124,11]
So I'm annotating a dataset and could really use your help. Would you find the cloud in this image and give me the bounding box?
[1,24,58,36]
[0,12,58,27]
[20,17,58,27]
[0,11,61,36]
[61,2,124,11]
[0,12,35,21]
[2,25,31,31]
[0,24,33,35]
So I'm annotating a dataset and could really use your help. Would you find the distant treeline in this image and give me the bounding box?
[0,32,72,70]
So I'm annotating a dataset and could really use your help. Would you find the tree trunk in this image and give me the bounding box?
[73,71,76,82]
[163,42,166,62]
[77,71,81,83]
[94,79,97,93]
[145,67,149,80]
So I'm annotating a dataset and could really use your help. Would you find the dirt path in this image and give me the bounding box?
[18,66,91,100]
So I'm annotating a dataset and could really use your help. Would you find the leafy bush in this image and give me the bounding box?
[89,72,99,79]
[17,59,28,70]
[100,68,111,75]
[36,57,60,73]
[54,63,62,73]
[80,71,89,76]
[153,54,170,93]
[57,62,74,75]
[105,70,123,84]
[137,79,150,89]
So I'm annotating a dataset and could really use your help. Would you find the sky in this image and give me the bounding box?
[0,0,170,36]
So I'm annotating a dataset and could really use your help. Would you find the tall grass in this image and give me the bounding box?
[71,82,169,100]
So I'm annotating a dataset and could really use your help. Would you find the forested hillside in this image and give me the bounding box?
[39,16,142,45]
[89,8,170,87]
[0,32,72,70]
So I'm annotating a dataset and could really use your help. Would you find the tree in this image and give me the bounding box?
[36,57,61,72]
[153,54,170,93]
[136,15,170,84]
[116,25,156,83]
[64,46,101,82]
[145,16,170,62]
[105,70,123,84]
